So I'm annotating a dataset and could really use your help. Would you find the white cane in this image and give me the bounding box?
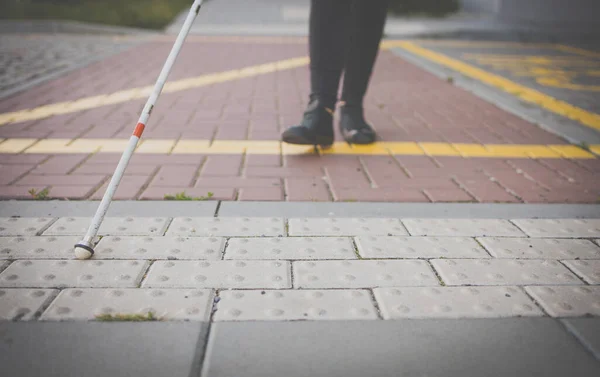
[74,0,204,259]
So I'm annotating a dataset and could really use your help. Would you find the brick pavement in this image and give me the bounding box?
[1,216,599,320]
[0,36,598,202]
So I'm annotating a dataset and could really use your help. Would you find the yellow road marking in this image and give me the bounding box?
[0,138,595,159]
[0,56,309,127]
[395,41,600,132]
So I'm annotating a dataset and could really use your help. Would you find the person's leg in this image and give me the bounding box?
[281,0,350,147]
[339,0,389,144]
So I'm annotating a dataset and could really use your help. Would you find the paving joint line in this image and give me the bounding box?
[426,260,447,286]
[31,288,60,321]
[518,286,551,317]
[321,167,336,202]
[559,318,600,361]
[367,289,384,320]
[350,237,363,260]
[557,259,589,285]
[133,165,161,199]
[473,237,496,258]
[358,156,378,189]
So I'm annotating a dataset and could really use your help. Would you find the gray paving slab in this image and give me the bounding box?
[293,260,438,288]
[563,260,600,284]
[512,219,600,238]
[0,217,54,236]
[167,217,284,237]
[43,217,169,236]
[525,286,600,317]
[0,236,81,259]
[95,236,225,260]
[41,288,214,321]
[402,219,526,237]
[478,237,600,259]
[432,259,582,286]
[356,236,489,259]
[0,288,57,320]
[0,322,207,377]
[0,200,218,217]
[289,218,407,236]
[562,318,600,360]
[143,260,291,289]
[215,289,378,321]
[374,286,542,319]
[0,260,149,288]
[225,237,356,260]
[201,319,600,377]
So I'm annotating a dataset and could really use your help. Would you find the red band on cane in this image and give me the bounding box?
[133,123,145,138]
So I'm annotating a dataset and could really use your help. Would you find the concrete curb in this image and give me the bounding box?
[1,201,599,219]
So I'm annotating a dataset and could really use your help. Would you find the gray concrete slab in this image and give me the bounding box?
[563,318,600,361]
[3,201,600,219]
[0,200,218,217]
[217,202,600,218]
[0,321,208,377]
[202,319,600,377]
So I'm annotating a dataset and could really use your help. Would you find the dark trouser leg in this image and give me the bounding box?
[309,0,351,110]
[340,0,389,108]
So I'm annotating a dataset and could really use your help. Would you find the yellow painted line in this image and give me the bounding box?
[0,138,38,153]
[395,41,600,132]
[0,56,310,127]
[555,45,600,59]
[0,138,596,159]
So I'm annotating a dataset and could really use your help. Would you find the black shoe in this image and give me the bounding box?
[281,99,334,147]
[339,105,377,145]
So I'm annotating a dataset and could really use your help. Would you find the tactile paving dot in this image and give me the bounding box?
[525,286,600,317]
[43,217,169,236]
[511,219,600,238]
[225,237,356,260]
[431,259,582,286]
[215,289,378,321]
[402,219,525,237]
[293,260,438,288]
[143,260,291,289]
[0,217,54,236]
[41,288,214,321]
[0,236,81,259]
[95,236,225,260]
[356,236,488,259]
[562,260,600,284]
[477,238,600,259]
[374,286,543,319]
[167,217,284,237]
[0,288,58,320]
[0,260,149,288]
[288,218,407,236]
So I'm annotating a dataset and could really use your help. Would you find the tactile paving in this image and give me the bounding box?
[431,259,582,286]
[0,260,149,288]
[215,289,378,321]
[143,260,291,289]
[511,219,600,238]
[402,219,525,237]
[562,260,600,284]
[477,238,600,259]
[43,217,169,236]
[293,260,438,288]
[0,288,58,320]
[356,236,488,259]
[374,286,542,319]
[0,236,81,259]
[41,288,214,321]
[167,217,284,237]
[288,218,407,236]
[0,217,54,236]
[525,286,600,317]
[95,236,225,260]
[225,237,356,260]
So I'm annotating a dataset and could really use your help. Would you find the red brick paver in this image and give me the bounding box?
[0,37,598,203]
